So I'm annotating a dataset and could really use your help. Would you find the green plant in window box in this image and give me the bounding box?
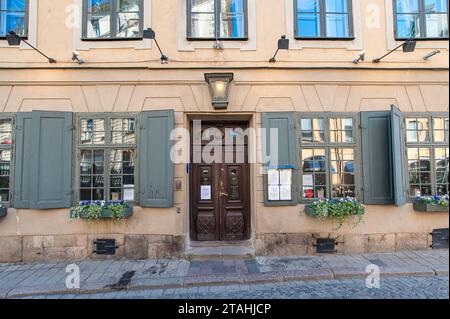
[70,201,133,221]
[305,197,366,230]
[413,195,449,212]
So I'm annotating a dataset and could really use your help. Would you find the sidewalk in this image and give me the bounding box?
[0,249,448,299]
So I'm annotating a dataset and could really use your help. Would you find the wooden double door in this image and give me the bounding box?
[190,121,250,241]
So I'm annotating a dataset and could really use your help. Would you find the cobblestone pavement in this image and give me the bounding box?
[18,276,449,299]
[0,249,448,299]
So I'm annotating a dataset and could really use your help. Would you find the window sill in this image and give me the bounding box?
[186,37,249,42]
[294,37,355,41]
[81,37,144,42]
[395,37,450,42]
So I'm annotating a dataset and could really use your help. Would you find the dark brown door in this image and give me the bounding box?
[190,122,250,241]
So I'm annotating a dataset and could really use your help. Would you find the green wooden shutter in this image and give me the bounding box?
[13,113,34,208]
[361,111,394,205]
[13,111,73,209]
[262,112,299,206]
[139,110,174,208]
[390,105,407,206]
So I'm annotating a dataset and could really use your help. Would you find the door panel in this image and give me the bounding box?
[190,121,250,241]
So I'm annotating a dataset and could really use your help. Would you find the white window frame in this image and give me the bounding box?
[385,0,449,50]
[0,0,37,49]
[73,0,152,51]
[285,0,363,50]
[178,0,256,51]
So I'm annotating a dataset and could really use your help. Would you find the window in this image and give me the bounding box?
[0,0,28,38]
[298,115,359,201]
[394,0,449,39]
[187,0,248,40]
[82,0,143,40]
[405,115,449,197]
[0,116,13,206]
[294,0,353,39]
[77,114,137,202]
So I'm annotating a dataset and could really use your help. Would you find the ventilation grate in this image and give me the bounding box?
[431,229,449,250]
[93,239,118,255]
[315,238,337,254]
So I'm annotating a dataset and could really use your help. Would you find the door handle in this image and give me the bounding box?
[220,191,229,197]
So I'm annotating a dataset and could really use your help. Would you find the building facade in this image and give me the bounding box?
[0,0,448,263]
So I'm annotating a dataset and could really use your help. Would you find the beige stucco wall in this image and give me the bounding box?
[0,0,448,250]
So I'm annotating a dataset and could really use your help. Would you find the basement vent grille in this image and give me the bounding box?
[431,229,449,250]
[94,239,118,255]
[315,238,337,254]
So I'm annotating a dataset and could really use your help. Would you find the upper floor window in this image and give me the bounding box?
[82,0,143,40]
[0,0,28,38]
[394,0,449,39]
[294,0,353,39]
[187,0,248,40]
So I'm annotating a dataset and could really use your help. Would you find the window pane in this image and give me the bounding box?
[396,0,419,13]
[117,0,140,11]
[80,149,105,201]
[407,147,432,197]
[301,118,325,143]
[425,0,448,13]
[0,149,11,203]
[425,13,449,37]
[435,148,449,195]
[0,0,27,37]
[190,13,215,38]
[297,0,320,12]
[330,118,353,143]
[406,118,429,142]
[116,12,140,38]
[111,118,136,144]
[326,13,350,37]
[86,0,112,38]
[109,149,136,201]
[0,119,12,145]
[396,14,421,37]
[302,148,327,199]
[220,0,245,38]
[81,119,105,145]
[191,0,215,12]
[434,117,449,142]
[325,0,348,13]
[297,13,321,37]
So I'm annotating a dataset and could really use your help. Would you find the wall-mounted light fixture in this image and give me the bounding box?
[205,73,234,109]
[269,35,289,63]
[352,50,366,64]
[423,49,441,60]
[372,39,416,63]
[6,31,56,63]
[143,28,168,64]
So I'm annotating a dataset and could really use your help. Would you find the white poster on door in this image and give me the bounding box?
[200,185,212,200]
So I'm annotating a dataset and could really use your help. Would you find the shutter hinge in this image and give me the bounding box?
[68,125,75,131]
[359,124,366,130]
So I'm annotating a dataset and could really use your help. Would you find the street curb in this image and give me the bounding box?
[4,268,447,299]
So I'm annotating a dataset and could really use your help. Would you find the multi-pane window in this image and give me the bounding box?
[187,0,248,40]
[0,0,28,38]
[299,115,359,201]
[394,0,449,39]
[82,0,143,40]
[77,115,137,202]
[406,115,449,197]
[294,0,353,39]
[0,117,13,205]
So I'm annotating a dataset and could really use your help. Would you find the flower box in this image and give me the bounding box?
[413,202,449,213]
[305,203,366,217]
[0,207,7,218]
[70,204,133,220]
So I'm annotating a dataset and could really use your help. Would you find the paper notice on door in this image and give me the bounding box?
[200,185,212,200]
[280,185,292,201]
[268,185,280,201]
[279,169,292,185]
[268,169,279,185]
[123,187,135,201]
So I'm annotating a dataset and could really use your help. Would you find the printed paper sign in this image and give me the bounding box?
[123,187,135,201]
[279,169,292,185]
[280,185,292,201]
[200,185,212,200]
[268,169,279,185]
[303,175,314,186]
[268,186,280,201]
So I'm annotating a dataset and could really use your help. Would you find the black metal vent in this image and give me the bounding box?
[315,238,337,254]
[93,239,118,255]
[431,229,449,249]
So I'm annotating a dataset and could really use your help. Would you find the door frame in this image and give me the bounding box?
[187,114,253,242]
